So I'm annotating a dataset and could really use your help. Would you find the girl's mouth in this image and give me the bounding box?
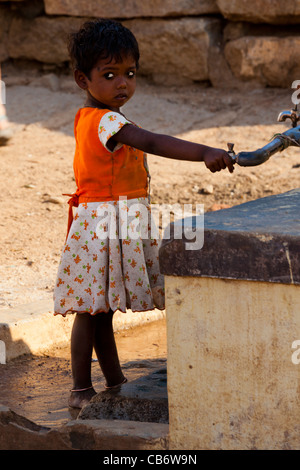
[115,94,128,101]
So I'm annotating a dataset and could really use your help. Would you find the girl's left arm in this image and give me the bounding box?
[111,123,234,173]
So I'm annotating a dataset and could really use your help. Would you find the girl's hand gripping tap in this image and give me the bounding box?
[203,145,235,173]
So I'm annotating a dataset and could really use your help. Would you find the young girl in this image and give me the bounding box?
[54,19,234,409]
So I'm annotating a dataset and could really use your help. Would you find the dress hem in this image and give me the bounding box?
[54,306,165,317]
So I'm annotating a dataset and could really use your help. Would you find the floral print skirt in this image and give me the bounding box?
[54,197,165,316]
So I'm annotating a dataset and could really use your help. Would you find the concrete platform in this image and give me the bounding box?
[160,188,300,285]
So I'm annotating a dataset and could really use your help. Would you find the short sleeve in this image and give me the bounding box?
[98,111,131,152]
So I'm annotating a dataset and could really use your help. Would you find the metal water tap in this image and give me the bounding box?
[225,108,300,167]
[277,104,300,128]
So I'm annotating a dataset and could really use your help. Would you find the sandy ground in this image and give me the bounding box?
[1,72,300,310]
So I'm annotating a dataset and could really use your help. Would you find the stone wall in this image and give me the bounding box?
[1,0,300,87]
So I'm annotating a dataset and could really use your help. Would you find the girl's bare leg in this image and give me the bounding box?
[68,310,126,409]
[93,309,126,388]
[69,312,97,408]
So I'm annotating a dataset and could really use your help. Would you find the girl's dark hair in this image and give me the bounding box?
[68,19,140,79]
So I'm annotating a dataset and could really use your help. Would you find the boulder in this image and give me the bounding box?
[0,5,14,62]
[217,0,300,24]
[44,0,219,18]
[124,17,223,85]
[225,35,300,87]
[8,15,84,63]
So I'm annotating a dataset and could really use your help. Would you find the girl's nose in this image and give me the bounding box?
[116,76,127,89]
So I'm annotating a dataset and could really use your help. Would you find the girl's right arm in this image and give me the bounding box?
[110,124,234,173]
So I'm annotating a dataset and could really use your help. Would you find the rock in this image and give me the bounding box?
[44,0,219,18]
[200,184,214,195]
[80,393,168,423]
[208,41,242,89]
[124,17,222,85]
[225,35,300,87]
[42,196,64,204]
[30,73,60,92]
[8,15,84,64]
[78,359,168,424]
[0,5,14,62]
[12,0,45,20]
[217,0,300,24]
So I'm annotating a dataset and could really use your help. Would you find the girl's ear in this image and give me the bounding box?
[74,69,89,90]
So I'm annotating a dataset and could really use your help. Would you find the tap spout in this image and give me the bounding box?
[277,107,300,127]
[235,124,300,167]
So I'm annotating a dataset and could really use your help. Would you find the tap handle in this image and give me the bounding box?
[227,142,235,153]
[227,142,238,163]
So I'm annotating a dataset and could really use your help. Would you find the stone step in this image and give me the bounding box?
[0,404,169,450]
[78,358,169,424]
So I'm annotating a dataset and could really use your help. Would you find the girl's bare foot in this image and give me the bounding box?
[68,386,97,409]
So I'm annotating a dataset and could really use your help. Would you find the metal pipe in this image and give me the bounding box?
[230,124,300,167]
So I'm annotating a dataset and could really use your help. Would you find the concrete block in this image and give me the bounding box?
[165,275,300,449]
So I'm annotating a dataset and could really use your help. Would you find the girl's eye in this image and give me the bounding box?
[128,71,136,78]
[104,72,114,80]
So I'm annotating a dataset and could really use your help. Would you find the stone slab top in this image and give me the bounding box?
[159,188,300,285]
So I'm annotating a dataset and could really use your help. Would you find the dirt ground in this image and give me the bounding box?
[1,71,300,310]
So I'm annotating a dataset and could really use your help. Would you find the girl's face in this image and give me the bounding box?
[75,54,137,111]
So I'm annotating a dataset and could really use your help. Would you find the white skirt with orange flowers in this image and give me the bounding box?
[54,197,165,316]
